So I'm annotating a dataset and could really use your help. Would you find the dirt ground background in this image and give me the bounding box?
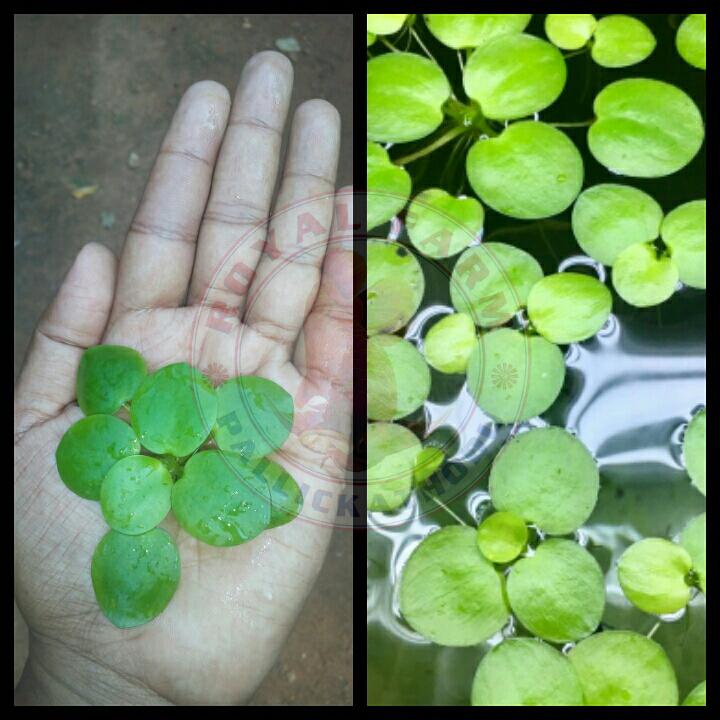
[14,13,352,705]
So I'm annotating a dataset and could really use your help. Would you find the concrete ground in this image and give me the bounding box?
[14,13,352,705]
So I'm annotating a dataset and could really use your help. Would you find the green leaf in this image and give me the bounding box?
[56,415,141,500]
[77,345,147,416]
[367,141,411,232]
[507,539,605,643]
[591,15,656,68]
[612,242,679,308]
[588,78,704,178]
[367,32,375,47]
[683,409,706,495]
[131,363,217,457]
[676,14,706,70]
[100,455,172,535]
[466,328,566,424]
[527,272,612,344]
[91,528,180,628]
[172,450,271,546]
[545,14,596,50]
[213,376,294,460]
[572,184,663,266]
[423,312,477,374]
[406,189,483,259]
[680,512,706,594]
[366,14,408,35]
[467,122,583,219]
[476,511,528,564]
[367,422,422,512]
[368,53,451,144]
[463,34,566,121]
[472,638,584,706]
[661,200,706,289]
[399,525,509,646]
[489,426,599,535]
[366,240,425,336]
[682,680,706,706]
[424,14,531,50]
[367,334,430,421]
[256,457,304,528]
[412,446,445,487]
[450,243,543,328]
[568,631,679,706]
[618,538,693,615]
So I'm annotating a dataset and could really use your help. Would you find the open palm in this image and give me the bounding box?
[14,52,352,706]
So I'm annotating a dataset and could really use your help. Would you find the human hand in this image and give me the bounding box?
[14,51,352,705]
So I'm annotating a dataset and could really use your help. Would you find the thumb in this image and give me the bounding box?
[15,242,117,438]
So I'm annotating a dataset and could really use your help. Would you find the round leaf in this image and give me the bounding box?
[91,528,180,628]
[683,409,706,495]
[545,14,596,50]
[507,539,605,643]
[450,243,543,328]
[172,450,271,546]
[618,538,693,615]
[476,511,528,564]
[367,422,421,512]
[368,53,451,144]
[77,345,147,416]
[367,141,411,232]
[100,455,172,535]
[591,15,656,68]
[399,525,509,646]
[568,631,679,706]
[56,415,140,500]
[406,189,483,259]
[489,426,599,535]
[683,681,706,706]
[471,638,584,706]
[661,199,706,289]
[612,242,679,308]
[213,376,294,460]
[367,32,375,47]
[466,328,566,424]
[588,79,704,178]
[527,272,612,344]
[367,334,430,421]
[367,240,425,336]
[572,184,663,266]
[131,363,217,457]
[424,14,531,49]
[676,14,706,70]
[463,34,567,121]
[423,312,477,374]
[467,121,583,219]
[366,14,407,35]
[680,512,706,594]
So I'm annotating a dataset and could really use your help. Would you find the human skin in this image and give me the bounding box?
[14,51,352,705]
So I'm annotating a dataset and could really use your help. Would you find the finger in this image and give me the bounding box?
[243,99,340,354]
[294,188,354,417]
[14,243,117,436]
[188,51,294,313]
[110,80,231,321]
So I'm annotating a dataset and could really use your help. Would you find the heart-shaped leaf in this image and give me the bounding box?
[406,188,483,259]
[467,122,583,219]
[588,79,704,178]
[368,52,451,143]
[56,415,141,500]
[425,14,531,49]
[367,141,411,232]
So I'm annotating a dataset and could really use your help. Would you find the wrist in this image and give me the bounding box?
[15,635,173,706]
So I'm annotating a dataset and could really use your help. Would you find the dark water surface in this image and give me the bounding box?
[367,14,706,705]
